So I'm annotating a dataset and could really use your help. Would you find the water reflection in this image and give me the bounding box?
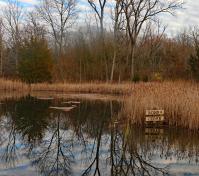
[0,96,198,175]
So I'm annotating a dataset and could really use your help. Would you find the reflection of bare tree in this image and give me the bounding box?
[82,122,104,176]
[78,101,168,176]
[0,97,198,176]
[109,122,168,176]
[78,101,114,176]
[1,115,19,167]
[31,113,72,176]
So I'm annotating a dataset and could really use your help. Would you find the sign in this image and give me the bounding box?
[146,110,164,116]
[145,109,165,123]
[145,116,164,122]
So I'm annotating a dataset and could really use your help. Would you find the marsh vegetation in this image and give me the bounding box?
[0,95,198,175]
[0,0,199,174]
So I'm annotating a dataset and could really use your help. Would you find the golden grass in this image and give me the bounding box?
[0,78,199,129]
[0,79,29,91]
[123,81,199,130]
[0,78,133,94]
[30,82,134,94]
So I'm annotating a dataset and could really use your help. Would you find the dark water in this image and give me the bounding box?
[0,96,198,176]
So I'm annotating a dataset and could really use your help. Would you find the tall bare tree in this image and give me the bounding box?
[121,0,182,79]
[3,0,23,72]
[0,18,3,76]
[87,0,107,37]
[110,0,124,82]
[25,11,47,40]
[37,0,77,56]
[87,0,110,81]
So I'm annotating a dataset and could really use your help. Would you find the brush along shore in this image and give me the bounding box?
[122,81,199,130]
[0,79,199,129]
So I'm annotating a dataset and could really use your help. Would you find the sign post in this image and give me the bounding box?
[145,110,165,123]
[145,109,165,142]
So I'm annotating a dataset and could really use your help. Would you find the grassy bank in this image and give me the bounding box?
[0,79,29,91]
[0,78,199,130]
[0,79,134,94]
[30,82,134,94]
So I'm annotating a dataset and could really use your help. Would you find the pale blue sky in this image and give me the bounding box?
[0,0,198,35]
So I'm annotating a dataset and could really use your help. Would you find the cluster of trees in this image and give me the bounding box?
[0,0,199,83]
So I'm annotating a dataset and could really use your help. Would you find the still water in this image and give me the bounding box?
[0,95,198,176]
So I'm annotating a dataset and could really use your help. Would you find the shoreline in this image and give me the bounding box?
[1,79,199,130]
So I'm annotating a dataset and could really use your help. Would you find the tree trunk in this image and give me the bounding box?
[0,48,2,76]
[110,49,116,82]
[130,45,135,80]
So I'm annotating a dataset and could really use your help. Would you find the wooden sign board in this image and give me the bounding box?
[146,110,164,116]
[145,116,164,122]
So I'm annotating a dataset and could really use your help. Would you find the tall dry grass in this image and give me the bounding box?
[123,81,199,130]
[0,79,29,91]
[0,78,133,94]
[0,78,199,129]
[30,82,134,94]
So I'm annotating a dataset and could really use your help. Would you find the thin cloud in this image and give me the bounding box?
[0,0,198,35]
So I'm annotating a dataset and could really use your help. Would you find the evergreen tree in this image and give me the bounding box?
[18,37,53,83]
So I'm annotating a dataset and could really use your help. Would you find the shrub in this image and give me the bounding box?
[142,75,149,82]
[132,74,140,83]
[18,37,53,84]
[152,72,163,82]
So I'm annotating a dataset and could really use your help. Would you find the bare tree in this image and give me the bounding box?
[110,0,124,82]
[121,0,183,79]
[3,0,23,72]
[139,21,166,74]
[25,11,47,40]
[37,0,77,56]
[0,18,3,76]
[87,0,110,81]
[87,0,107,37]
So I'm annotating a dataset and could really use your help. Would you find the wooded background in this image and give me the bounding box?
[0,0,199,83]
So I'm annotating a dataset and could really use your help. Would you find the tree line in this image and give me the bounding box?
[0,0,199,83]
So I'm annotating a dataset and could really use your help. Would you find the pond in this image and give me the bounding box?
[0,95,198,176]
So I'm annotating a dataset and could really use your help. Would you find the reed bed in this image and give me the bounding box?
[123,81,199,130]
[0,79,29,91]
[30,82,134,94]
[0,78,199,129]
[0,78,133,94]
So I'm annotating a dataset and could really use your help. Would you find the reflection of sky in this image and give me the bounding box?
[0,125,198,176]
[1,166,37,176]
[151,154,199,176]
[0,0,199,35]
[0,97,199,176]
[0,137,37,176]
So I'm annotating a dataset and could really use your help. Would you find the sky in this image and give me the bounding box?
[0,0,198,36]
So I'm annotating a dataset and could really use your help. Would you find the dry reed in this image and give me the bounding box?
[0,78,199,129]
[0,78,133,94]
[0,79,29,91]
[30,82,134,94]
[123,81,199,130]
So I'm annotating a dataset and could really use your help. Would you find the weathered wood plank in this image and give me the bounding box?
[145,116,164,122]
[146,110,164,116]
